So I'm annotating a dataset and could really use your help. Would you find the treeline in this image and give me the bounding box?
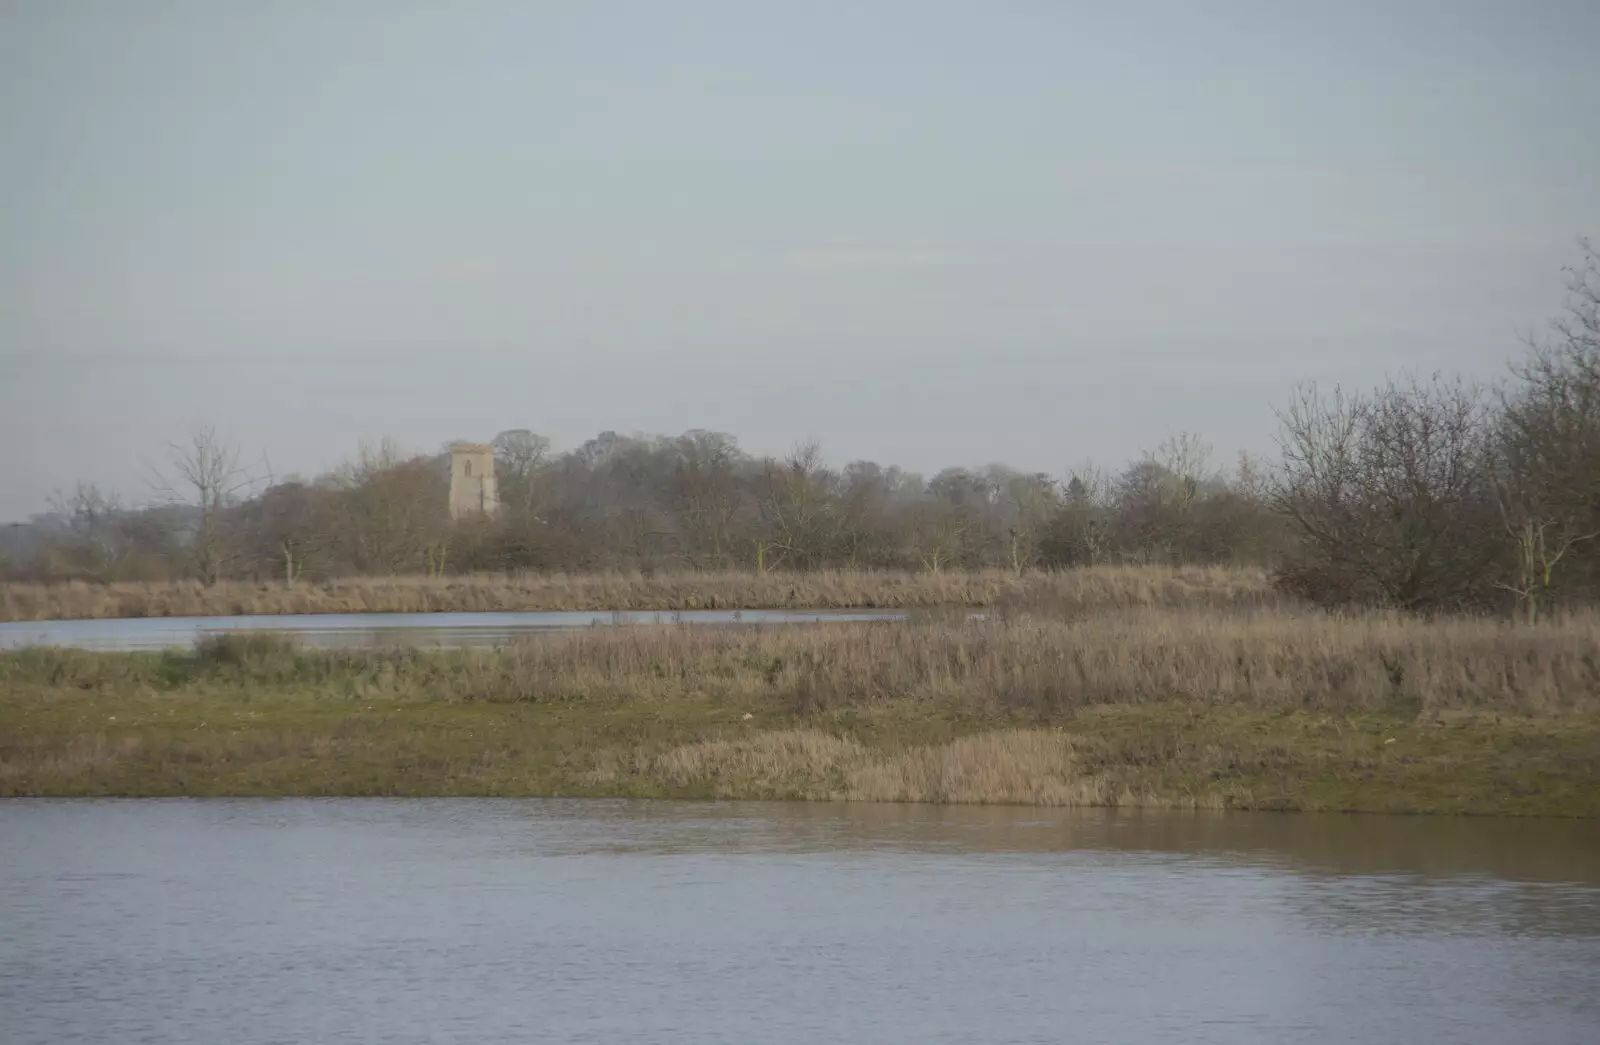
[0,431,1289,584]
[4,241,1597,620]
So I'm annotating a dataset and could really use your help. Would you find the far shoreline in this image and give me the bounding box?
[0,565,1278,623]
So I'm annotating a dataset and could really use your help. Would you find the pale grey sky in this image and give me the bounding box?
[3,0,1597,520]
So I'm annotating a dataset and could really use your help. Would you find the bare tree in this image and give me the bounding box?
[491,429,552,516]
[1233,450,1266,501]
[1153,432,1214,502]
[905,491,973,573]
[833,461,925,569]
[1552,236,1600,360]
[1272,376,1498,610]
[1491,482,1595,624]
[329,439,450,575]
[753,441,835,571]
[1000,471,1059,574]
[666,430,746,567]
[46,484,132,582]
[1496,238,1600,609]
[241,480,334,585]
[1491,240,1600,614]
[152,425,260,585]
[1117,433,1217,562]
[1042,465,1115,566]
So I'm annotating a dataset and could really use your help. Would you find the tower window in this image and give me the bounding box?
[464,460,473,477]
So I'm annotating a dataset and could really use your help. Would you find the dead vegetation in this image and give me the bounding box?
[0,564,1277,622]
[9,603,1597,714]
[631,730,1132,806]
[3,606,1598,813]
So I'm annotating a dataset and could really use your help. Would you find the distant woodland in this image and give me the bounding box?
[5,241,1598,619]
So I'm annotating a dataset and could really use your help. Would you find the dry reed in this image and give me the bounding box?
[5,606,1598,811]
[635,729,1130,806]
[6,607,1598,714]
[0,565,1275,622]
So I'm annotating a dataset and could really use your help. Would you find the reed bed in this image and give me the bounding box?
[8,608,1591,714]
[0,565,1277,622]
[3,608,1597,812]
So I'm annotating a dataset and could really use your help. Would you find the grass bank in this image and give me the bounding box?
[0,565,1277,622]
[3,612,1596,814]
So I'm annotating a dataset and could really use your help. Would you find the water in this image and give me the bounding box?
[0,608,939,652]
[2,801,1596,1045]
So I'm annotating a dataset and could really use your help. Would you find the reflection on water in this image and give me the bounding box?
[2,801,1596,1045]
[0,608,951,652]
[515,799,1598,875]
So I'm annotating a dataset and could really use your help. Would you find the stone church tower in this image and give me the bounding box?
[448,442,499,519]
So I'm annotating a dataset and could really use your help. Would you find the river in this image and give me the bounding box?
[0,608,933,652]
[2,800,1596,1044]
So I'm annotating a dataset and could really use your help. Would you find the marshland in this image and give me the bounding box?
[5,583,1596,814]
[6,247,1600,812]
[12,11,1600,1045]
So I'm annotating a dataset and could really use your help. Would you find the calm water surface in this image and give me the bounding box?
[2,801,1597,1045]
[0,609,936,652]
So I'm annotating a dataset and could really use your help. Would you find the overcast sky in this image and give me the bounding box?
[3,1,1597,521]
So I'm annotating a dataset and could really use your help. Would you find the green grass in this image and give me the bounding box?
[3,631,1595,814]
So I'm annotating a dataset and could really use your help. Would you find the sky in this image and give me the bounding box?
[2,0,1598,521]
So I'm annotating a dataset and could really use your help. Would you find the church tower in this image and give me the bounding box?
[448,442,499,519]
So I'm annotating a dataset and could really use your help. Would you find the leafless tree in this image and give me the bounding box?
[859,463,929,568]
[151,425,262,585]
[753,441,836,571]
[11,413,1308,582]
[491,429,552,516]
[666,430,746,567]
[1000,471,1059,574]
[241,480,335,585]
[1153,432,1214,501]
[1041,465,1115,566]
[46,484,132,582]
[330,439,451,575]
[1493,239,1600,615]
[1272,376,1498,610]
[1490,483,1595,624]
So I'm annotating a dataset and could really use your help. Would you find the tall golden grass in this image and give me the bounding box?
[0,565,1277,622]
[627,729,1140,806]
[6,607,1598,714]
[5,604,1598,810]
